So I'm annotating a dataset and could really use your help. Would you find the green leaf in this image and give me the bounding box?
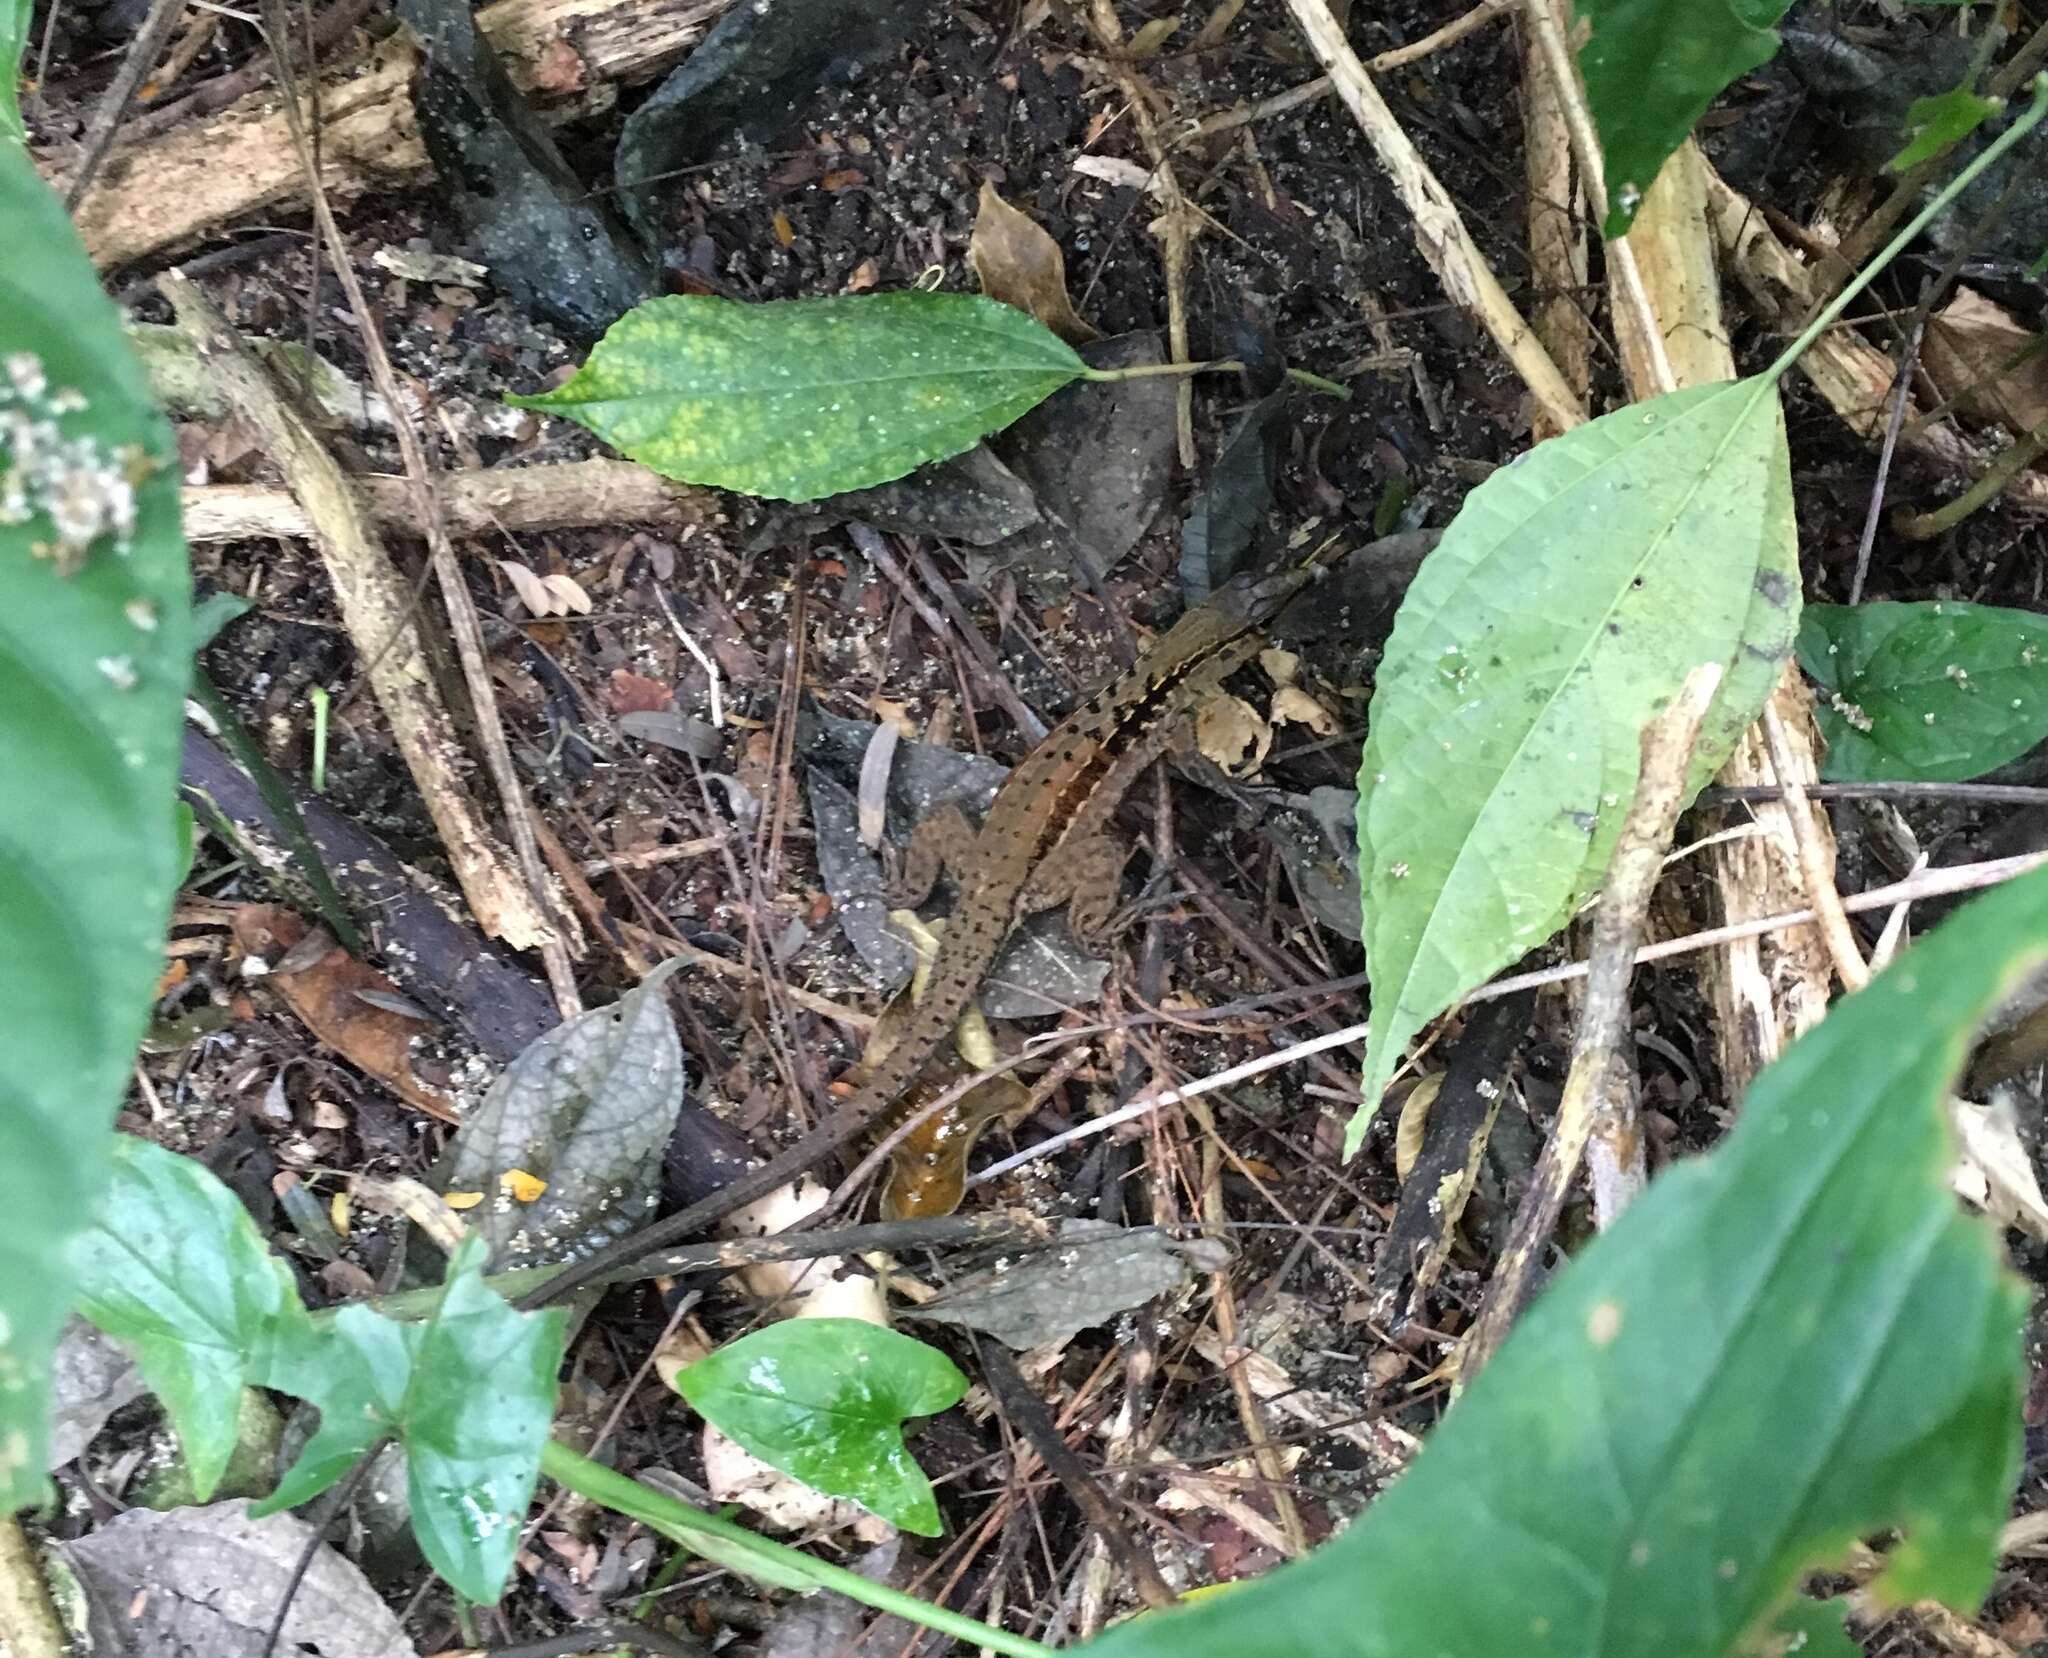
[676,1319,967,1535]
[0,148,192,1509]
[1800,600,2048,782]
[1890,86,2004,171]
[1083,864,2045,1658]
[191,589,252,649]
[1577,0,1793,237]
[257,1236,565,1604]
[71,1137,299,1501]
[2,0,29,141]
[1352,379,1796,1147]
[509,293,1087,502]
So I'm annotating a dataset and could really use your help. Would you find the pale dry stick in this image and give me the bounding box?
[579,836,722,876]
[1522,0,1591,441]
[619,921,877,1031]
[162,276,565,975]
[1760,703,1869,992]
[1184,0,1515,140]
[0,1515,67,1658]
[652,584,724,729]
[1085,0,1197,467]
[1282,0,1588,432]
[1869,852,1927,974]
[1520,0,1675,396]
[258,5,582,1011]
[975,848,2048,1185]
[182,462,715,544]
[1459,665,1723,1380]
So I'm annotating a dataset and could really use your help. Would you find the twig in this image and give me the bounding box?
[974,848,2048,1187]
[979,1346,1178,1612]
[1521,0,1590,440]
[257,0,583,1012]
[652,585,724,729]
[181,459,714,543]
[1520,0,1675,396]
[63,0,188,208]
[1707,781,2048,807]
[1281,0,1587,432]
[163,276,565,975]
[1760,704,1869,991]
[1849,295,1930,604]
[1460,665,1722,1378]
[1183,0,1514,140]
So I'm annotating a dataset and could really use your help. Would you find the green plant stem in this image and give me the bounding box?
[540,1442,1056,1658]
[309,686,330,794]
[191,673,362,954]
[1081,358,1352,399]
[1894,406,2048,538]
[1764,75,2048,387]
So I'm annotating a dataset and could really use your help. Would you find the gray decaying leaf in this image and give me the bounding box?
[441,960,688,1267]
[757,1538,937,1658]
[807,766,917,990]
[813,446,1044,545]
[398,0,653,335]
[614,0,937,244]
[1181,386,1291,604]
[1261,786,1362,943]
[65,1501,417,1658]
[905,1221,1227,1350]
[618,708,724,759]
[976,911,1110,1019]
[46,1319,144,1471]
[983,332,1177,588]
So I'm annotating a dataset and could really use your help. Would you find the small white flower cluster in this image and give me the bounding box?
[2,351,145,576]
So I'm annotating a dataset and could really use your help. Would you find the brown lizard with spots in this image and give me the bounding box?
[522,554,1340,1309]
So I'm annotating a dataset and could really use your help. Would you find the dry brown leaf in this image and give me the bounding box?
[1924,287,2048,435]
[969,181,1099,346]
[607,669,674,715]
[1259,646,1301,686]
[1271,684,1339,736]
[1195,691,1271,774]
[498,561,591,618]
[229,904,461,1123]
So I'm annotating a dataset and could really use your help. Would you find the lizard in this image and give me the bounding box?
[520,552,1340,1310]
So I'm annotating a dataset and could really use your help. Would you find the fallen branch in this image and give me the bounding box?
[1459,665,1722,1380]
[182,458,713,542]
[164,273,559,955]
[1280,0,1587,433]
[63,0,727,269]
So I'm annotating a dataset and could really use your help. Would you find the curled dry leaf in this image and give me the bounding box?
[1271,683,1339,737]
[498,559,592,618]
[1924,288,2048,436]
[228,904,461,1124]
[1195,691,1272,775]
[606,668,674,714]
[969,180,1099,346]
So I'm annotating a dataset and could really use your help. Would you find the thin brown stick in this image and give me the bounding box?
[63,0,188,208]
[1760,704,1869,991]
[257,0,582,1011]
[1282,0,1587,432]
[1460,665,1722,1380]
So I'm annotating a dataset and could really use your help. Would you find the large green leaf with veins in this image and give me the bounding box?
[1352,379,1796,1150]
[510,292,1086,502]
[1,144,191,1509]
[1086,863,2044,1658]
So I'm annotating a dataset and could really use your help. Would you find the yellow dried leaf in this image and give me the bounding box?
[1271,683,1339,737]
[500,1168,548,1203]
[1393,1071,1445,1185]
[1194,692,1271,775]
[444,1189,486,1210]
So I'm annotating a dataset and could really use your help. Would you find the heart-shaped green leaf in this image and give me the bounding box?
[677,1319,966,1535]
[1801,600,2048,782]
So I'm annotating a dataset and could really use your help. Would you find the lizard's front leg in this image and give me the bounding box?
[1016,834,1127,950]
[886,801,979,907]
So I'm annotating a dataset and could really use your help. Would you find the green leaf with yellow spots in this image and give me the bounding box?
[510,292,1087,502]
[1084,865,2042,1658]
